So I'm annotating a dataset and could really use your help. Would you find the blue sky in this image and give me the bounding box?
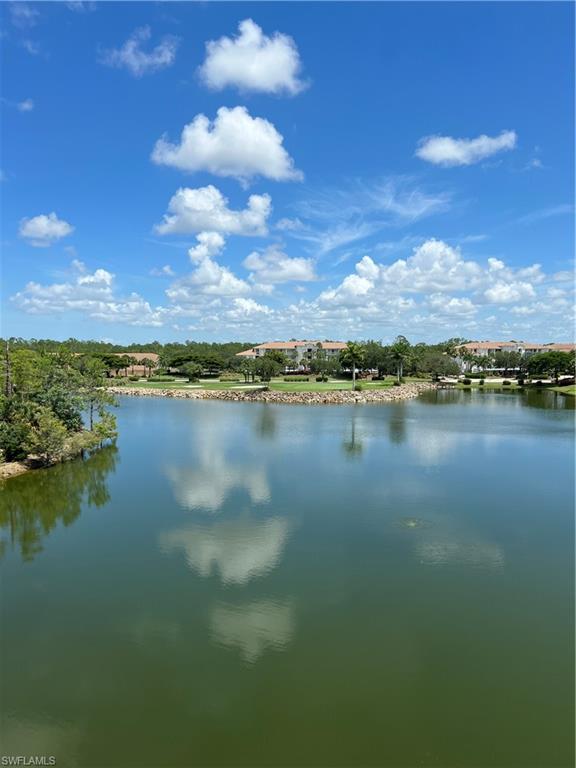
[1,0,574,343]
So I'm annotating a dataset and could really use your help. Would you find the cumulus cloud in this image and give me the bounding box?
[19,212,74,247]
[187,231,225,263]
[317,238,546,325]
[243,245,316,284]
[11,262,166,326]
[152,106,302,183]
[17,98,34,112]
[155,185,271,236]
[199,18,306,95]
[484,281,535,304]
[166,231,251,301]
[416,130,517,166]
[101,26,179,77]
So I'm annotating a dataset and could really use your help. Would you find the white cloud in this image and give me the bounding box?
[484,281,535,304]
[19,212,74,247]
[17,98,34,112]
[101,26,179,77]
[199,18,306,95]
[226,297,272,319]
[21,39,41,56]
[150,264,175,277]
[288,178,451,255]
[152,106,302,184]
[275,217,303,231]
[12,263,167,326]
[416,130,517,166]
[428,294,477,316]
[166,231,251,301]
[155,185,271,236]
[187,231,226,263]
[66,2,96,11]
[516,204,573,225]
[10,3,39,28]
[243,245,316,284]
[316,239,546,327]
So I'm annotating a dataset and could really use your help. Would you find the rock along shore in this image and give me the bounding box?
[107,382,435,405]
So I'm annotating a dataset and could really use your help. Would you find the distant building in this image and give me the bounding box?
[236,340,347,365]
[112,352,159,376]
[457,341,575,357]
[456,341,575,371]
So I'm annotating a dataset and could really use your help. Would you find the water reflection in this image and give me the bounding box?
[256,406,277,439]
[210,599,295,663]
[393,510,505,571]
[415,539,505,569]
[0,718,80,767]
[388,403,407,445]
[342,415,363,459]
[159,517,291,586]
[0,446,118,562]
[166,464,270,513]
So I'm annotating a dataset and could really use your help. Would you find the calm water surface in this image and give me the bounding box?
[1,390,574,767]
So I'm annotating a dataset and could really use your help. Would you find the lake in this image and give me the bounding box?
[1,390,574,767]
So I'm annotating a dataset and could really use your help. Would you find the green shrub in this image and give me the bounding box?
[219,373,241,382]
[283,376,309,382]
[149,375,176,382]
[354,383,363,391]
[502,380,512,386]
[128,375,140,381]
[462,378,472,385]
[393,381,401,387]
[479,379,485,386]
[315,375,328,382]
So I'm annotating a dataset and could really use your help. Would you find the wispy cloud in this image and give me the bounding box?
[100,26,179,78]
[283,177,451,256]
[10,2,39,29]
[516,204,573,225]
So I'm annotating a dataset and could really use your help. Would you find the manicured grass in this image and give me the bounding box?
[268,379,395,392]
[110,377,401,393]
[457,382,522,390]
[550,385,576,396]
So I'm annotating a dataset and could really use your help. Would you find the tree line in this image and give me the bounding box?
[1,344,118,466]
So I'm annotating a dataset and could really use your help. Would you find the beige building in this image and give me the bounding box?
[456,341,575,371]
[236,341,347,366]
[458,341,575,358]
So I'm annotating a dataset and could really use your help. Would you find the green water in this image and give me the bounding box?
[1,390,574,767]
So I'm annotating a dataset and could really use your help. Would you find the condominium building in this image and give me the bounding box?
[236,340,347,365]
[457,341,575,358]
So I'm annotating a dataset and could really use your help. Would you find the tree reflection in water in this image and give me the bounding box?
[0,445,118,562]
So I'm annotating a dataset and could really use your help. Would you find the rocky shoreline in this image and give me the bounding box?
[107,382,436,405]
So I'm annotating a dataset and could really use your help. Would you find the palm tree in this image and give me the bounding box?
[390,335,412,383]
[339,342,365,389]
[140,357,157,378]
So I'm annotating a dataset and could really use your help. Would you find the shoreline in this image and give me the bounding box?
[107,382,436,405]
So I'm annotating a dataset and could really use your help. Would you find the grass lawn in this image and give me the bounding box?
[549,385,576,396]
[110,377,404,393]
[456,382,522,390]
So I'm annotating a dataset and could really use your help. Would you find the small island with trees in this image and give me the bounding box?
[1,342,118,479]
